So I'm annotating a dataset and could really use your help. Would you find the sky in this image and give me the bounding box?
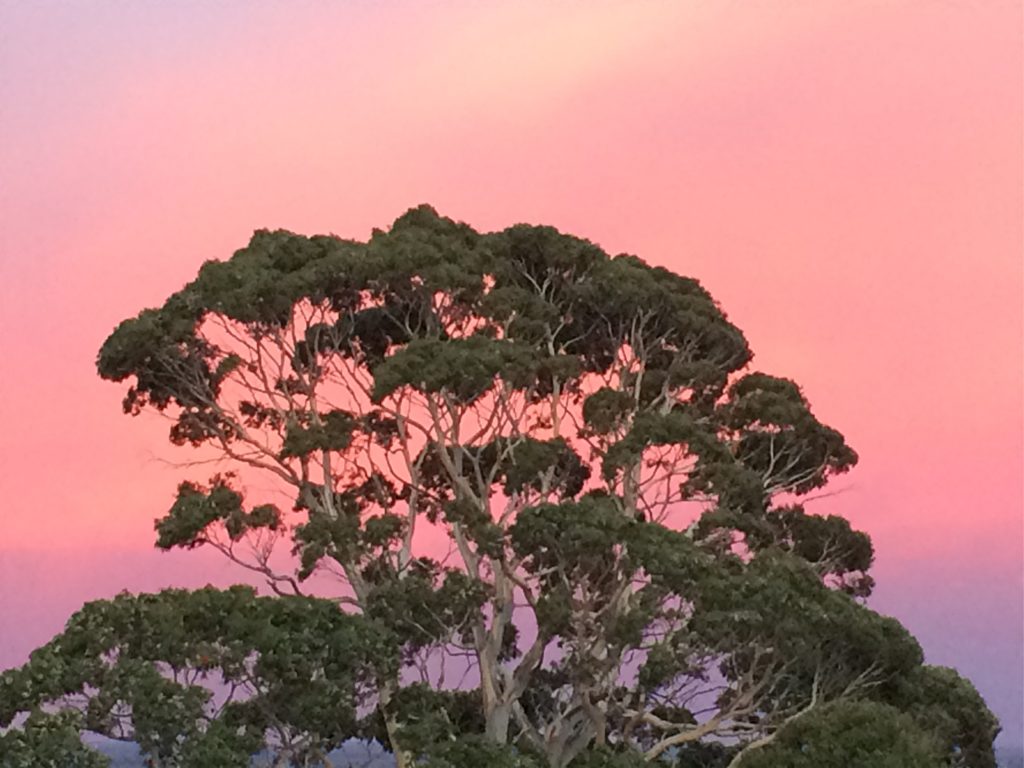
[0,0,1021,747]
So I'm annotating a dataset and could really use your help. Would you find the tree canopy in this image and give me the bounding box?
[0,206,999,767]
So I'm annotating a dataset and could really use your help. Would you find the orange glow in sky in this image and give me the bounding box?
[0,0,1020,745]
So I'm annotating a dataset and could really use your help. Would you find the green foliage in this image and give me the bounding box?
[364,561,489,651]
[494,437,590,498]
[512,495,635,583]
[0,710,109,768]
[582,388,635,435]
[568,747,652,768]
[631,548,922,705]
[888,665,1001,768]
[419,735,544,768]
[724,373,859,495]
[708,554,919,689]
[0,588,391,767]
[671,742,733,768]
[602,410,718,482]
[372,336,539,404]
[737,700,945,768]
[155,475,281,549]
[280,409,358,458]
[361,684,487,754]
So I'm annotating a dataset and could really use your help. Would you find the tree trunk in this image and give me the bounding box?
[486,701,512,743]
[378,680,413,768]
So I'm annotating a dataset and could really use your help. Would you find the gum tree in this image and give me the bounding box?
[1,207,997,766]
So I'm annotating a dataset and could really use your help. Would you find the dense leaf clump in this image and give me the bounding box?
[2,207,999,767]
[1,588,389,767]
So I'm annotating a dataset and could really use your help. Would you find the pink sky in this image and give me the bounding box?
[1,0,1021,744]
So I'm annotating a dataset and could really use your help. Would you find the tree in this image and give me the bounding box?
[0,207,999,766]
[0,587,388,767]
